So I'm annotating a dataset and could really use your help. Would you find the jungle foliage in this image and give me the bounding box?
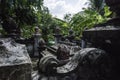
[0,0,44,37]
[0,0,68,42]
[0,0,112,41]
[64,0,112,38]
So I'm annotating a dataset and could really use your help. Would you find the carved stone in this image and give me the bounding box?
[82,0,120,79]
[37,48,110,80]
[53,27,62,43]
[0,38,32,80]
[1,18,21,38]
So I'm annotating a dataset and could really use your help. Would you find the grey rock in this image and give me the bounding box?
[0,38,32,80]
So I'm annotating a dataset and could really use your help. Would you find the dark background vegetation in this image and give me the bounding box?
[0,0,112,43]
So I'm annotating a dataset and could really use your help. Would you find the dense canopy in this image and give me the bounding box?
[0,0,112,42]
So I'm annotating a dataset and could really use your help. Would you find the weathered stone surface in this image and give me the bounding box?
[0,38,32,80]
[0,64,31,80]
[36,48,110,80]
